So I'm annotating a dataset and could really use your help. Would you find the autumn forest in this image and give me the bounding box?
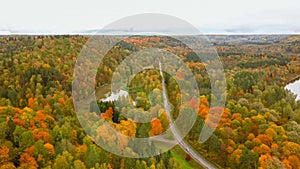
[0,35,300,169]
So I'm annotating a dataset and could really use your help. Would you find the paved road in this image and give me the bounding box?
[159,62,217,169]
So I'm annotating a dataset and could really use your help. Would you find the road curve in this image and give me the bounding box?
[159,62,218,169]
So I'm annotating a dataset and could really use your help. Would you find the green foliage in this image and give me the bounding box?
[233,71,258,92]
[239,148,259,169]
[19,131,35,149]
[52,151,73,169]
[85,144,102,169]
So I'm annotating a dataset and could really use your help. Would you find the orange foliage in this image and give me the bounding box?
[265,128,276,138]
[150,75,156,81]
[258,154,272,169]
[12,118,26,126]
[35,110,46,121]
[58,98,66,105]
[28,98,37,109]
[37,154,43,163]
[253,138,262,146]
[107,163,113,169]
[271,143,278,152]
[20,153,38,169]
[232,113,243,122]
[288,155,300,169]
[40,123,47,129]
[101,107,114,119]
[226,146,234,153]
[0,146,9,162]
[257,134,273,147]
[259,144,271,154]
[283,141,300,157]
[34,110,49,129]
[198,97,209,118]
[28,120,37,130]
[283,158,292,169]
[247,133,255,140]
[13,107,23,114]
[219,108,231,127]
[76,144,87,159]
[230,148,242,165]
[44,143,55,155]
[150,118,163,136]
[0,163,16,169]
[24,146,35,155]
[33,130,52,143]
[228,139,236,147]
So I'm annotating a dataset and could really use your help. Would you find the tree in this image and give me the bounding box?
[204,134,221,154]
[288,155,300,169]
[117,120,137,137]
[233,71,257,92]
[74,159,87,169]
[185,154,191,161]
[33,140,48,166]
[158,110,169,130]
[101,107,114,119]
[0,163,16,169]
[20,131,35,149]
[19,152,38,169]
[150,118,163,136]
[85,145,101,169]
[168,158,182,169]
[52,151,73,169]
[136,123,151,138]
[44,143,55,156]
[0,146,10,164]
[239,148,259,169]
[257,134,273,147]
[33,130,53,143]
[51,125,62,142]
[135,160,147,169]
[13,125,26,146]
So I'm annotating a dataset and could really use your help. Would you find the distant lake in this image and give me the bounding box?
[101,90,129,102]
[285,79,300,101]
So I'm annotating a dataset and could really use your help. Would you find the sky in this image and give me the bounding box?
[0,0,300,34]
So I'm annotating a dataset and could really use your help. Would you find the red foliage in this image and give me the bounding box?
[12,118,26,126]
[101,107,114,119]
[185,154,191,161]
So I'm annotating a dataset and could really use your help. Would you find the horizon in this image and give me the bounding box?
[1,0,299,35]
[1,30,300,36]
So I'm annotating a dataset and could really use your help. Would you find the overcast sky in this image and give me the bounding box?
[0,0,299,34]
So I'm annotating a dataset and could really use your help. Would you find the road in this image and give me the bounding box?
[159,62,217,169]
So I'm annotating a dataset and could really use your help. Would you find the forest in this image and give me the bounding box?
[0,35,300,169]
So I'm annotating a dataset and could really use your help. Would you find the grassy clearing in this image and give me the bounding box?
[171,145,204,169]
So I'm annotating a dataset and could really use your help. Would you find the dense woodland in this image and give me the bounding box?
[0,35,300,169]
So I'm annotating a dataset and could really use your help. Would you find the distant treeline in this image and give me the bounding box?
[237,57,290,68]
